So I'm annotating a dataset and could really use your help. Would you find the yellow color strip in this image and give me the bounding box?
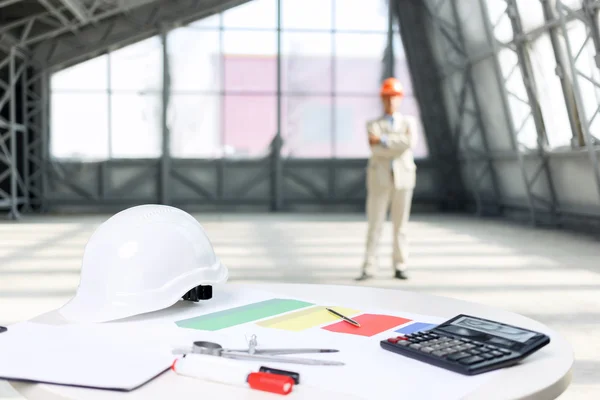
[257,306,361,332]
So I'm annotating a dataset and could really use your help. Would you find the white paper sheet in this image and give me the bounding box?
[110,287,500,400]
[0,287,499,398]
[0,321,177,391]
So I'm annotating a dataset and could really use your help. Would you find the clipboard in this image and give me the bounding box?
[0,321,175,392]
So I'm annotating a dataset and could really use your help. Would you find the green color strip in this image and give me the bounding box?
[175,298,314,331]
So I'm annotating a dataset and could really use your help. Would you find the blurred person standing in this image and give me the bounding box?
[356,77,417,281]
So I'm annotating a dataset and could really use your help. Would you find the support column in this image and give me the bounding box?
[478,0,541,225]
[160,28,171,206]
[557,0,600,204]
[449,0,503,216]
[9,48,19,219]
[505,0,560,223]
[271,0,283,211]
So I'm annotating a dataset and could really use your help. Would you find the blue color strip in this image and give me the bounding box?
[395,322,437,335]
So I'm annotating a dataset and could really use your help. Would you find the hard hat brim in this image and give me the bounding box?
[59,260,228,323]
[380,90,403,97]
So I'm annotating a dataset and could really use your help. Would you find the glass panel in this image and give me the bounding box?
[529,34,573,148]
[110,93,162,158]
[281,96,333,158]
[515,0,545,32]
[561,0,582,10]
[281,32,332,93]
[223,30,277,92]
[51,55,108,91]
[334,96,381,157]
[282,0,332,30]
[50,93,109,160]
[223,95,277,158]
[483,0,513,43]
[169,27,221,92]
[335,32,387,94]
[567,21,600,121]
[506,94,537,149]
[498,48,529,101]
[169,95,221,158]
[223,0,277,29]
[189,14,220,28]
[334,0,388,32]
[109,37,162,92]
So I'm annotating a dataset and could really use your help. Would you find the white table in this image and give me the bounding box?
[8,283,573,400]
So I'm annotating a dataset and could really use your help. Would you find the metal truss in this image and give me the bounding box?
[0,0,252,218]
[0,48,27,218]
[472,0,563,226]
[31,0,252,70]
[424,0,503,216]
[557,0,600,203]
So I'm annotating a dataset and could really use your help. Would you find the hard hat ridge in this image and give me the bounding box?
[380,77,404,96]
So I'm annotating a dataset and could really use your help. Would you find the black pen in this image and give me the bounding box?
[326,308,361,327]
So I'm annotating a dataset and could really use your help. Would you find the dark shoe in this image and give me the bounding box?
[394,270,408,280]
[355,272,373,281]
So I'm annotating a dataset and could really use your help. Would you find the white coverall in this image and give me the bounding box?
[362,112,417,274]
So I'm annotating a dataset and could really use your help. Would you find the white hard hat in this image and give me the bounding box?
[59,204,228,323]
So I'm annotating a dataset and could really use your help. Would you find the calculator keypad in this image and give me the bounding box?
[386,332,513,367]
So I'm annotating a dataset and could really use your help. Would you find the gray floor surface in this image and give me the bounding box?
[0,213,598,399]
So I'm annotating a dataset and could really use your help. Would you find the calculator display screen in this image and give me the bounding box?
[452,316,537,343]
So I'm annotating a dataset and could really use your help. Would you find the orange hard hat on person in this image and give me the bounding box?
[380,77,404,97]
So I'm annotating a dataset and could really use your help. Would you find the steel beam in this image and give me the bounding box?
[33,0,252,69]
[0,48,27,219]
[422,0,501,215]
[160,28,170,205]
[58,0,89,23]
[557,0,600,204]
[478,0,546,225]
[505,0,560,224]
[271,0,283,211]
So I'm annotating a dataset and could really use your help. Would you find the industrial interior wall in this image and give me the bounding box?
[413,0,600,228]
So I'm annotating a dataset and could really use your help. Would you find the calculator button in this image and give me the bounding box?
[487,345,498,350]
[421,347,435,354]
[490,351,504,357]
[455,346,468,352]
[499,349,511,355]
[459,356,485,365]
[481,353,495,360]
[464,344,476,349]
[468,349,482,355]
[387,338,400,344]
[432,350,451,357]
[447,352,471,361]
[450,340,462,345]
[396,340,411,346]
[409,344,423,350]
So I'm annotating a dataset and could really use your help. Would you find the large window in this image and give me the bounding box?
[50,0,428,160]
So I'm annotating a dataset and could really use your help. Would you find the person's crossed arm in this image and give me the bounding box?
[367,117,417,158]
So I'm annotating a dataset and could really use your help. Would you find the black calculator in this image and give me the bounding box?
[380,314,550,375]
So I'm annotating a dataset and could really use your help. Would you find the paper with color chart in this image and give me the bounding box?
[0,321,180,391]
[122,287,501,400]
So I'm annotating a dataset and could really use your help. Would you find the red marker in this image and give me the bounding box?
[172,355,294,395]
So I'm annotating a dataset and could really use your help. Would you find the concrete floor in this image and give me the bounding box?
[0,212,599,399]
